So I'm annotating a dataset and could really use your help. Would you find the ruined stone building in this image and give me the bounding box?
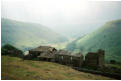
[24,45,105,68]
[71,52,83,67]
[84,49,105,67]
[55,50,71,65]
[55,50,83,67]
[25,46,57,61]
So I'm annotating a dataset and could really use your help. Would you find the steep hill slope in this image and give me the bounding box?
[66,19,121,62]
[1,18,68,51]
[1,56,113,80]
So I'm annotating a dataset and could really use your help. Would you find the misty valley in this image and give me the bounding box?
[1,18,121,80]
[1,0,121,80]
[2,18,121,62]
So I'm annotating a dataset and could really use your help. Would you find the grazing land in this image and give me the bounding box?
[1,56,114,80]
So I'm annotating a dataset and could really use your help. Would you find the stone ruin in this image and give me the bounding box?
[24,46,105,68]
[24,46,57,61]
[84,49,105,68]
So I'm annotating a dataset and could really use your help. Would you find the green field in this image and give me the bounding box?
[1,56,114,80]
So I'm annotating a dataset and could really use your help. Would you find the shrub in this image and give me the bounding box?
[1,44,23,58]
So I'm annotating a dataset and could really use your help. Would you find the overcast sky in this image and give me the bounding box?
[1,0,121,37]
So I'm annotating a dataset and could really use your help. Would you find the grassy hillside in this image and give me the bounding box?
[1,56,113,80]
[66,19,121,62]
[1,18,68,51]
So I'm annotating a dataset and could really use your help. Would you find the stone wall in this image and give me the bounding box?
[54,52,83,67]
[84,49,105,68]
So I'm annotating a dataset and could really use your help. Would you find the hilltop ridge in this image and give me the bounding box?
[66,19,121,62]
[1,18,68,51]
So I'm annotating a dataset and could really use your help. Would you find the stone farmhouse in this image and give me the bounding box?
[24,46,105,68]
[55,50,71,64]
[24,46,57,61]
[71,52,83,67]
[54,50,83,67]
[84,49,105,67]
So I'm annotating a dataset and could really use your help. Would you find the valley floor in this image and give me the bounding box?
[1,56,114,80]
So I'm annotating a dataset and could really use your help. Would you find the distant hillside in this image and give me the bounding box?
[1,44,23,57]
[1,18,68,51]
[1,56,113,80]
[66,19,121,62]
